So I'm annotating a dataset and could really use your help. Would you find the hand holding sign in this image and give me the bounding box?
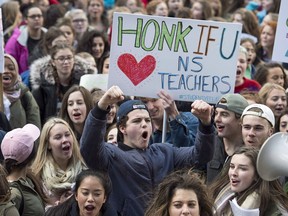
[158,90,179,120]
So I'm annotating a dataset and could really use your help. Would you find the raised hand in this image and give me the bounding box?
[98,86,124,110]
[191,100,213,126]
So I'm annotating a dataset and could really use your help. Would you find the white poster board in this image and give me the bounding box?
[109,13,242,104]
[272,0,288,63]
[0,9,4,73]
[79,74,108,91]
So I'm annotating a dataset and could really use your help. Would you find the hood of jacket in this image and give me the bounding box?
[17,25,47,47]
[30,55,94,90]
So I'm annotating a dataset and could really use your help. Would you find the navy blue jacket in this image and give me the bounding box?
[80,105,215,216]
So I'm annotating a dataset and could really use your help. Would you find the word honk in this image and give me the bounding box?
[117,17,239,59]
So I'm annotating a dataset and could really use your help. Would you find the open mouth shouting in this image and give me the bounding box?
[236,68,242,76]
[142,131,149,140]
[247,57,252,64]
[2,74,13,85]
[62,144,71,153]
[85,204,96,213]
[73,112,82,120]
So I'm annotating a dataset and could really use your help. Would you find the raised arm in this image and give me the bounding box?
[173,100,216,169]
[80,86,124,170]
[190,100,215,165]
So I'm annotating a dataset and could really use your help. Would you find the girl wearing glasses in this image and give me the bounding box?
[30,42,94,125]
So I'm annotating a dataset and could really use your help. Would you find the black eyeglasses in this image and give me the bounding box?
[54,56,74,63]
[28,14,43,19]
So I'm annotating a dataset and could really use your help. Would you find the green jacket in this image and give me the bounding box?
[10,177,45,216]
[9,83,41,130]
[0,201,20,216]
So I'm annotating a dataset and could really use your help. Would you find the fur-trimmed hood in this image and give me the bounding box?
[30,55,94,90]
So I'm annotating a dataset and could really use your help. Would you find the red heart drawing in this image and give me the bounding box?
[117,53,156,86]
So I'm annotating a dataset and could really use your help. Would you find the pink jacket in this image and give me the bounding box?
[5,27,29,74]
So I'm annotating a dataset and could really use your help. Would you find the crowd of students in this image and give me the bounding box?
[0,0,288,215]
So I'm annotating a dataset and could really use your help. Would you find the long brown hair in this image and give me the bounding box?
[59,85,93,136]
[0,165,11,203]
[210,146,288,215]
[233,8,260,42]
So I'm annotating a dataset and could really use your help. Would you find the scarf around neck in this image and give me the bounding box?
[4,79,21,103]
[214,184,261,215]
[42,159,85,194]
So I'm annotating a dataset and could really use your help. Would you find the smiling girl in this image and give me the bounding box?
[210,146,288,215]
[3,54,41,129]
[259,83,287,122]
[76,30,110,73]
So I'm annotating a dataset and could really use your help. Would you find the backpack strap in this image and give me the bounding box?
[9,181,24,215]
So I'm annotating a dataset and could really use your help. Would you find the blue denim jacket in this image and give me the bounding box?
[150,112,198,147]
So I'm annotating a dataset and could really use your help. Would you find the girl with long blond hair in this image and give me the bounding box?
[31,117,86,205]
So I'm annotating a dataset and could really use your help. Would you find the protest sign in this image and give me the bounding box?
[272,0,288,63]
[109,13,242,104]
